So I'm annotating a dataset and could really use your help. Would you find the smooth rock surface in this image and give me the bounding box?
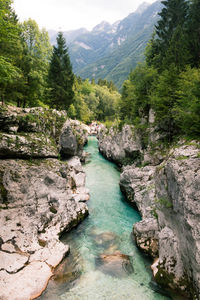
[0,261,52,300]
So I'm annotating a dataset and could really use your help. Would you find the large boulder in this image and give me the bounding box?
[59,120,88,158]
[98,125,142,166]
[0,106,67,159]
[0,106,89,160]
[133,218,159,258]
[0,146,89,299]
[0,105,90,299]
[0,132,58,158]
[120,165,156,218]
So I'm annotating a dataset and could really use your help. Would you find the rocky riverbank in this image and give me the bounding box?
[98,120,200,299]
[0,105,90,299]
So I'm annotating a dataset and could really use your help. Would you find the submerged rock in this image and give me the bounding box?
[96,251,134,277]
[92,231,119,254]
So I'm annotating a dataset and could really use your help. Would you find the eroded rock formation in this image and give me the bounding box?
[98,122,200,299]
[0,105,89,299]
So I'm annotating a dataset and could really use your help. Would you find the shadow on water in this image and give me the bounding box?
[39,136,174,300]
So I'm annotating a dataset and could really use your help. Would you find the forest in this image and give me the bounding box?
[120,0,200,140]
[0,0,200,140]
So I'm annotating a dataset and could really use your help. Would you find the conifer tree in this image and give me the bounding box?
[187,0,200,67]
[146,0,189,71]
[48,32,74,110]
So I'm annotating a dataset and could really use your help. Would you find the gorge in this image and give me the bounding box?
[0,106,199,299]
[98,119,200,299]
[39,136,171,300]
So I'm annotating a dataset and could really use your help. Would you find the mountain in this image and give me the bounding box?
[49,28,89,45]
[49,1,162,89]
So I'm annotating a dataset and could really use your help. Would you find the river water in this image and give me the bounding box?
[40,136,171,300]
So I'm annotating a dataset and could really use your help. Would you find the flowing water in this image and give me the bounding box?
[40,136,171,300]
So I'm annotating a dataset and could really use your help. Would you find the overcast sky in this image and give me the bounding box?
[13,0,156,31]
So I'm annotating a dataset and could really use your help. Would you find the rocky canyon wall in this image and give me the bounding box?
[98,121,200,299]
[0,106,90,300]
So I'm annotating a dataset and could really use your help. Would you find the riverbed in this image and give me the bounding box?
[39,136,170,300]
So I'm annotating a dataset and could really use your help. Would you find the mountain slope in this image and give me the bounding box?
[75,1,162,88]
[49,1,162,89]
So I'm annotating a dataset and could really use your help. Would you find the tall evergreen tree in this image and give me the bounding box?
[146,0,189,70]
[48,32,74,110]
[187,0,200,67]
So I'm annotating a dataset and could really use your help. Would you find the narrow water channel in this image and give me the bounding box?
[40,136,171,300]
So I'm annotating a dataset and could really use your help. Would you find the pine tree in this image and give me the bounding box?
[48,32,74,110]
[146,0,189,71]
[187,0,200,67]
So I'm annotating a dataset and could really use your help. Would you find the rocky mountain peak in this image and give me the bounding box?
[135,2,151,14]
[92,21,112,33]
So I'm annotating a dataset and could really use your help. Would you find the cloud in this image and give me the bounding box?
[13,0,156,31]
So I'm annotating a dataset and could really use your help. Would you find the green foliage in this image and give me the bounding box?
[72,77,120,123]
[119,0,200,142]
[0,56,21,104]
[147,0,189,71]
[119,64,157,123]
[19,19,52,107]
[174,67,200,138]
[68,104,76,119]
[187,0,200,67]
[0,0,22,104]
[155,197,173,209]
[150,65,180,139]
[0,0,21,60]
[48,32,74,110]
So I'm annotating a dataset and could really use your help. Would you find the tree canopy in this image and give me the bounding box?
[120,0,200,140]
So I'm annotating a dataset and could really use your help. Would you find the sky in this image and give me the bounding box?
[13,0,156,31]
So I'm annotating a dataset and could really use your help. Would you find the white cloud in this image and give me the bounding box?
[13,0,156,31]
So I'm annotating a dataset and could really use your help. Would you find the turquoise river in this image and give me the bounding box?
[39,136,172,300]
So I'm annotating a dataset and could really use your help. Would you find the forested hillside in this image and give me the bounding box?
[118,0,200,140]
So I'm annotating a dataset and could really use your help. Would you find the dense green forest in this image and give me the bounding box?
[0,0,120,123]
[0,0,200,138]
[119,0,200,140]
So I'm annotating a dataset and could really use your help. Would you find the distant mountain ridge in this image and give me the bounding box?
[48,1,162,88]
